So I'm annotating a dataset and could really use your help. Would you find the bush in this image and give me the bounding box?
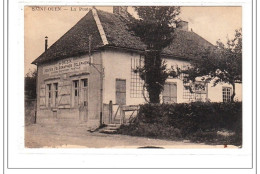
[136,102,242,135]
[118,102,242,145]
[25,99,36,125]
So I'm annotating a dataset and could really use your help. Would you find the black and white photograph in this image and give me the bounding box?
[3,0,259,171]
[24,6,243,148]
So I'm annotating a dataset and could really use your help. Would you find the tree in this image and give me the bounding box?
[129,6,180,103]
[180,29,242,102]
[25,69,37,100]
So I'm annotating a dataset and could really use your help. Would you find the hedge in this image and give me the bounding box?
[118,102,242,144]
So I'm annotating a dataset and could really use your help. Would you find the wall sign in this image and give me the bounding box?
[43,57,89,76]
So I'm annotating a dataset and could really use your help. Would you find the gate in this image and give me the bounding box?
[103,101,139,125]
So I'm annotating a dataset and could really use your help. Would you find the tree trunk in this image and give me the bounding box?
[148,88,161,103]
[231,82,236,102]
[144,50,167,103]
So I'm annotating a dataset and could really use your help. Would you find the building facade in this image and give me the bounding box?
[32,7,242,128]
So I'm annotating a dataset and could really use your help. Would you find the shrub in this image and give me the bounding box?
[136,102,242,135]
[118,102,242,145]
[25,99,36,125]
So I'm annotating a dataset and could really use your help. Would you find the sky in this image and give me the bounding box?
[24,6,242,75]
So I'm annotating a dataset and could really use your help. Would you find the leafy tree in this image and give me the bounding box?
[129,6,180,103]
[25,69,37,100]
[180,29,242,102]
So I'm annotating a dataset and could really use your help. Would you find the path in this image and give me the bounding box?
[25,121,237,149]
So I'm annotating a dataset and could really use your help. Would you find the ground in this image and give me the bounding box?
[25,120,238,148]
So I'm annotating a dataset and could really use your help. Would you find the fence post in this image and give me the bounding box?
[109,100,112,124]
[119,105,122,125]
[122,109,125,124]
[34,99,37,124]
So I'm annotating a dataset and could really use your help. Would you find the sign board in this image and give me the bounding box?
[43,57,89,76]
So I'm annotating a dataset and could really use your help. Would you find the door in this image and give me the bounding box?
[162,82,177,103]
[116,79,126,105]
[79,79,88,121]
[73,80,79,107]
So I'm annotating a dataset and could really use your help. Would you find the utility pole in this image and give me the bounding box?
[88,35,103,127]
[89,35,92,64]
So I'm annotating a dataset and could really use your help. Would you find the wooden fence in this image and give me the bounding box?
[103,101,139,125]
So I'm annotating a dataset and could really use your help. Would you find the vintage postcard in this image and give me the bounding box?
[3,0,257,170]
[24,6,243,149]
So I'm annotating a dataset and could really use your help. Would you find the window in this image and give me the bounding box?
[47,84,52,98]
[183,84,195,100]
[130,56,145,98]
[81,79,88,106]
[116,79,126,105]
[73,80,79,97]
[162,82,177,103]
[54,83,58,98]
[82,79,88,87]
[47,84,52,107]
[170,64,197,100]
[73,80,80,107]
[53,83,59,107]
[46,83,59,107]
[183,81,207,101]
[223,87,232,102]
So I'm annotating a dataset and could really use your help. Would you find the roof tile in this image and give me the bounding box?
[32,9,214,64]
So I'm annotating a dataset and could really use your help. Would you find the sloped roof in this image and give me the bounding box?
[97,10,214,59]
[97,10,147,50]
[32,11,103,64]
[32,9,214,64]
[163,29,214,58]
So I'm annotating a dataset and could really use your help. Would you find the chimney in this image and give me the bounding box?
[45,36,48,51]
[176,21,188,31]
[113,6,128,19]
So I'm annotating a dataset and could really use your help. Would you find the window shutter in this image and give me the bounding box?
[162,84,169,103]
[163,83,177,103]
[163,84,170,96]
[170,83,177,98]
[39,84,46,106]
[58,81,71,106]
[116,79,126,105]
[57,82,63,106]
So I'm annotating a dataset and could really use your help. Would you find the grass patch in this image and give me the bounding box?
[118,123,182,141]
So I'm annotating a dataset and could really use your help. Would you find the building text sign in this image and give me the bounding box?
[43,57,89,76]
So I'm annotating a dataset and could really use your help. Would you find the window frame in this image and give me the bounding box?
[130,55,145,98]
[47,84,52,99]
[222,87,232,102]
[73,80,79,97]
[53,83,58,99]
[183,81,208,101]
[162,82,177,103]
[116,78,126,105]
[81,79,88,107]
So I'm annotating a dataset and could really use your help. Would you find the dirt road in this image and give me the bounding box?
[25,121,237,148]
